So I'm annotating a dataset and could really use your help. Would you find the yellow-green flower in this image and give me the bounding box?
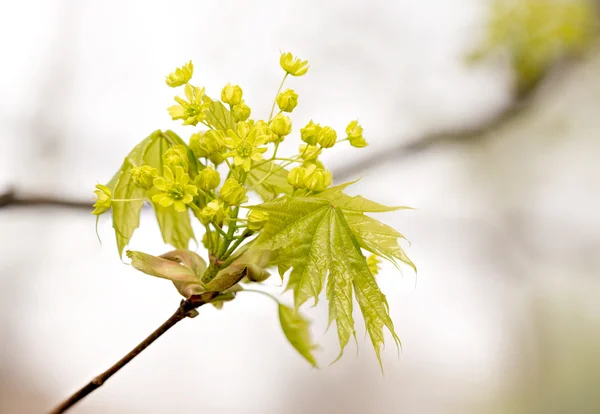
[276,89,298,112]
[131,165,158,190]
[220,178,248,205]
[92,184,112,215]
[199,200,227,225]
[300,120,321,145]
[168,84,210,126]
[194,166,221,191]
[152,166,198,212]
[317,126,337,148]
[165,61,194,87]
[287,166,307,189]
[303,164,332,192]
[224,122,269,172]
[221,83,243,105]
[247,210,269,231]
[270,113,292,137]
[232,100,251,122]
[163,145,189,171]
[280,52,309,76]
[190,130,225,159]
[346,120,367,148]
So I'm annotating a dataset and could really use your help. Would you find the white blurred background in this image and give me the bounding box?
[1,0,600,413]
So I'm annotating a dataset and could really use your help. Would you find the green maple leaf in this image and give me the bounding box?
[107,130,198,256]
[249,183,413,366]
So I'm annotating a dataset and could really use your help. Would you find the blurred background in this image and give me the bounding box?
[1,0,600,413]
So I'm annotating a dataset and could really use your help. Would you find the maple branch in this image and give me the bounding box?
[49,291,219,414]
[0,189,91,210]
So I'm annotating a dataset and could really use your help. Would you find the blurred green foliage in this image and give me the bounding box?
[472,0,598,94]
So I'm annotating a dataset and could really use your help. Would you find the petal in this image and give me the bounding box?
[174,200,186,212]
[182,194,193,204]
[163,166,174,182]
[255,147,268,154]
[160,197,174,207]
[243,158,251,171]
[186,185,198,196]
[184,83,194,101]
[152,193,166,203]
[153,177,168,191]
[251,153,263,162]
[234,156,244,166]
[174,166,185,182]
[167,105,185,119]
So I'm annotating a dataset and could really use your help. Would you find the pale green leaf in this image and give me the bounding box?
[247,161,293,201]
[112,159,145,257]
[203,99,235,131]
[278,303,318,367]
[344,212,416,272]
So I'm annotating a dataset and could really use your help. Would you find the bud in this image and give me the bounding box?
[221,83,243,105]
[220,178,248,205]
[232,101,251,122]
[163,145,189,171]
[247,210,269,231]
[270,113,292,137]
[304,164,332,192]
[165,61,193,87]
[287,166,306,189]
[190,130,225,158]
[280,52,309,77]
[131,165,158,190]
[317,126,337,148]
[346,120,367,148]
[300,120,321,145]
[276,89,298,112]
[202,230,220,250]
[92,184,112,215]
[199,200,226,225]
[194,166,221,191]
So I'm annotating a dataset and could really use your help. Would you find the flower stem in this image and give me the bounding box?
[49,292,218,414]
[269,73,288,121]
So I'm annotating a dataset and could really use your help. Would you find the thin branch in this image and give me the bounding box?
[49,291,219,414]
[0,189,91,210]
[333,95,533,181]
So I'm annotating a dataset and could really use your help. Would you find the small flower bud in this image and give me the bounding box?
[165,61,193,87]
[287,166,307,189]
[232,100,251,122]
[194,166,221,191]
[247,210,269,231]
[304,165,332,192]
[276,89,298,112]
[300,120,321,145]
[280,52,309,76]
[92,184,112,215]
[190,131,225,158]
[131,165,158,190]
[220,178,248,205]
[163,145,189,171]
[199,200,226,225]
[346,120,367,148]
[221,83,243,106]
[270,113,292,137]
[317,126,337,148]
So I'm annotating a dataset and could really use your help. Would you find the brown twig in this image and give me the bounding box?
[0,189,91,210]
[49,291,219,414]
